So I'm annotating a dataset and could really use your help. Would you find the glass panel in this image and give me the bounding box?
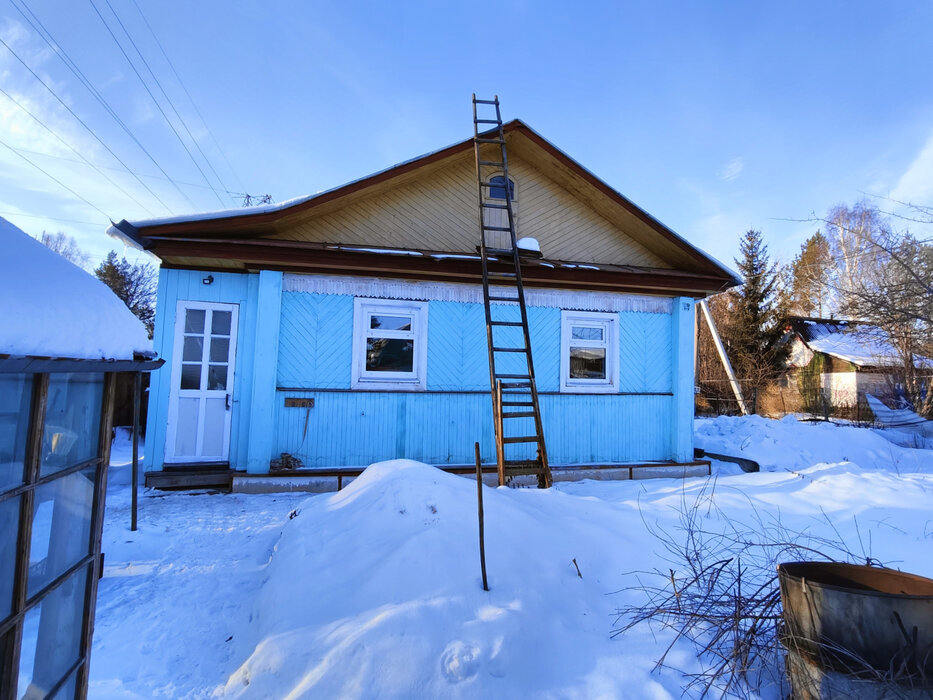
[571,326,603,341]
[570,347,607,379]
[174,398,199,456]
[201,398,226,458]
[211,310,232,336]
[0,374,31,493]
[184,309,205,334]
[41,374,103,477]
[366,338,414,372]
[488,175,515,200]
[209,337,229,363]
[28,467,95,598]
[17,565,89,700]
[49,670,77,700]
[180,364,201,390]
[369,315,411,331]
[0,496,19,620]
[182,336,204,362]
[207,365,228,391]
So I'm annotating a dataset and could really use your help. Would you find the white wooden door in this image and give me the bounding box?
[166,301,238,464]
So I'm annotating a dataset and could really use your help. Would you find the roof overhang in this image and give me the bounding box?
[0,355,164,374]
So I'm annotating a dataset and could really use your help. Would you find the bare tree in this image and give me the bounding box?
[38,231,91,269]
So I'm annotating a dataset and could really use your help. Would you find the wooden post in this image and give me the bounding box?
[474,442,489,592]
[131,371,141,532]
[495,380,504,486]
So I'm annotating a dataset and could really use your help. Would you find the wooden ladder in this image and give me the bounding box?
[472,94,552,489]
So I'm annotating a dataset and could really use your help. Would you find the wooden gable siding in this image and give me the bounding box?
[268,152,670,268]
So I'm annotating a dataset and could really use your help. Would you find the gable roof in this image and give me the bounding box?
[787,317,901,367]
[109,120,739,297]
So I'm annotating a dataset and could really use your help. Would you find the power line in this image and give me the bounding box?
[0,32,176,213]
[130,0,247,195]
[0,137,113,220]
[9,0,194,212]
[0,85,156,216]
[0,210,108,227]
[89,0,228,208]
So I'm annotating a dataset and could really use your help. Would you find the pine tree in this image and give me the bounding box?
[722,230,789,388]
[789,231,832,316]
[95,251,157,338]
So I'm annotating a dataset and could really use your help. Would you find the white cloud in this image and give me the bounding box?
[890,128,933,206]
[719,156,744,182]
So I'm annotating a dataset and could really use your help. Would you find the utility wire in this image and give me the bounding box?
[130,0,247,195]
[9,0,193,211]
[12,144,247,197]
[0,137,113,220]
[0,33,176,213]
[104,0,234,205]
[0,86,155,216]
[90,0,227,208]
[0,210,109,227]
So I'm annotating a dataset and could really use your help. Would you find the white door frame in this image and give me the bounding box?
[165,300,239,464]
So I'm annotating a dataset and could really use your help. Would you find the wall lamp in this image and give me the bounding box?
[202,274,214,285]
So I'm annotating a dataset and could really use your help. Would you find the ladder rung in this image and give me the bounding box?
[502,411,536,419]
[489,298,519,304]
[478,160,504,166]
[492,346,525,352]
[485,247,517,255]
[475,120,500,125]
[503,436,539,444]
[486,271,516,277]
[500,381,531,389]
[474,98,498,105]
[495,374,530,379]
[502,401,534,406]
[482,203,509,210]
[490,321,522,326]
[475,138,506,144]
[482,225,512,231]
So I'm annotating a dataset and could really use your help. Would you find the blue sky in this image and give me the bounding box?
[1,0,932,271]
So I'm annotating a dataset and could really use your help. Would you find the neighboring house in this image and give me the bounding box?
[783,316,900,411]
[0,217,159,699]
[109,120,738,479]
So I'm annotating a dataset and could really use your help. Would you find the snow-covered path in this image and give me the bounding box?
[88,419,933,699]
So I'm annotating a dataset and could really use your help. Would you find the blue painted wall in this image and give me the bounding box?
[148,278,694,472]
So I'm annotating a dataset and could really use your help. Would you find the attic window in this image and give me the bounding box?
[488,175,515,200]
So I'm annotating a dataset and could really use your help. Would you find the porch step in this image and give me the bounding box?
[145,469,232,490]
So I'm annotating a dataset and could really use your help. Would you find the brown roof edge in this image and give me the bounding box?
[115,119,739,286]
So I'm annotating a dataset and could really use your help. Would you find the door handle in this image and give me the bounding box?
[226,393,231,410]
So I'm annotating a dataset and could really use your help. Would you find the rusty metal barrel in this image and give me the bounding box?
[778,561,933,698]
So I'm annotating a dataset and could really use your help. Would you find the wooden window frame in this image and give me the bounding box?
[0,371,115,700]
[351,298,428,391]
[560,310,619,394]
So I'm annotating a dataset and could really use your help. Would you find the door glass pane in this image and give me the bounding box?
[41,373,103,477]
[18,565,89,700]
[366,338,414,372]
[180,364,201,390]
[207,365,228,391]
[201,398,226,457]
[370,315,411,331]
[184,309,205,333]
[174,398,199,456]
[211,311,232,335]
[570,347,607,379]
[50,670,77,700]
[571,326,603,341]
[209,337,229,363]
[28,467,96,599]
[0,496,19,620]
[182,336,204,362]
[0,374,31,493]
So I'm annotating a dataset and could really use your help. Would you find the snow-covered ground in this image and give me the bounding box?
[90,418,933,699]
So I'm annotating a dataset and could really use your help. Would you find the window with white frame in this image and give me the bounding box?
[560,310,619,392]
[351,298,428,390]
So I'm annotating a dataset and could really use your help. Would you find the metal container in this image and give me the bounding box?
[778,561,933,690]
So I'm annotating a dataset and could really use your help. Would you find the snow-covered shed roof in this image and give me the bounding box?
[787,317,899,367]
[0,217,154,363]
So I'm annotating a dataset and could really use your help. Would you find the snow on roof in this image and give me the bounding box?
[0,217,153,361]
[791,318,899,367]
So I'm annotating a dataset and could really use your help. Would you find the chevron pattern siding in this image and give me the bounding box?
[528,306,561,391]
[426,302,488,391]
[278,292,353,388]
[619,311,673,393]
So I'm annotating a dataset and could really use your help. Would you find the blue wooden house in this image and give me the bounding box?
[109,121,737,482]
